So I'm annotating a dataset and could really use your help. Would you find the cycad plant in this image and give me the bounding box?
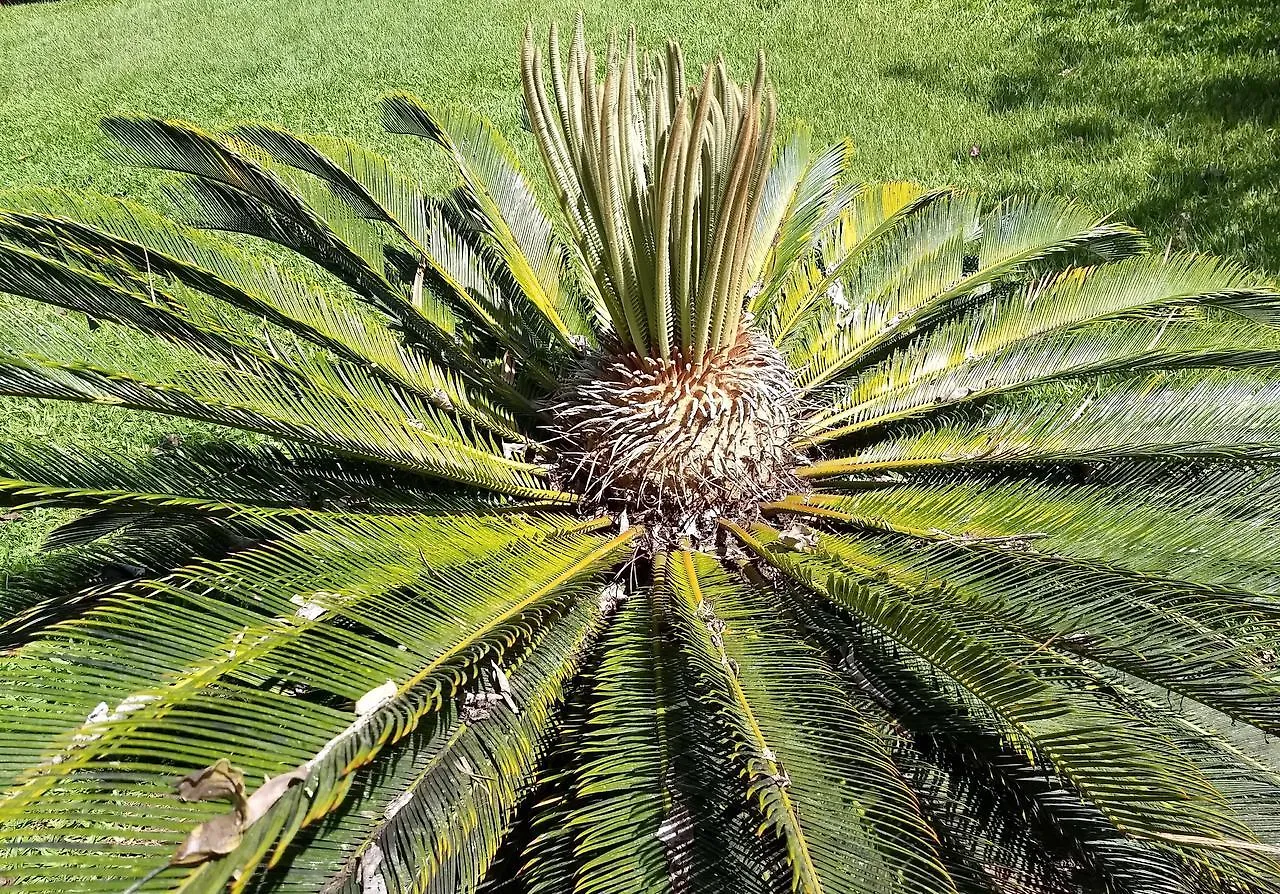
[5,21,1280,894]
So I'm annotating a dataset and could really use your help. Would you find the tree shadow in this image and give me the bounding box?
[885,0,1280,272]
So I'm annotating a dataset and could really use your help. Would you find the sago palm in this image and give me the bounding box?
[4,21,1280,894]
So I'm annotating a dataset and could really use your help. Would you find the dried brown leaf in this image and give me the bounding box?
[171,810,244,866]
[242,766,308,826]
[169,763,309,867]
[177,759,246,806]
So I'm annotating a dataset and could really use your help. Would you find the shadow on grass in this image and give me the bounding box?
[885,0,1280,272]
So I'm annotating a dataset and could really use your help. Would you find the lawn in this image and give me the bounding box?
[0,0,1277,567]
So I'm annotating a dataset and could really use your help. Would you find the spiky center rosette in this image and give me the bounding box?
[546,328,804,548]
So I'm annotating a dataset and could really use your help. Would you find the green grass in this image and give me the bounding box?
[0,0,1276,565]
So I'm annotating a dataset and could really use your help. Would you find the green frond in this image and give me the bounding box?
[804,252,1280,441]
[519,588,674,894]
[895,701,1206,893]
[249,592,608,894]
[800,369,1280,478]
[0,313,556,498]
[0,230,248,358]
[738,524,1280,887]
[0,440,492,519]
[229,128,431,229]
[746,133,853,300]
[778,572,1207,894]
[1102,673,1280,842]
[773,499,1280,733]
[816,183,952,277]
[780,194,1145,384]
[40,506,164,550]
[0,518,635,892]
[894,720,1134,892]
[227,128,570,388]
[423,194,570,389]
[101,117,450,344]
[519,575,783,894]
[2,512,254,644]
[0,190,527,431]
[757,181,945,342]
[729,523,1059,726]
[666,549,954,894]
[381,96,589,346]
[775,463,1280,592]
[805,309,1280,446]
[2,512,597,781]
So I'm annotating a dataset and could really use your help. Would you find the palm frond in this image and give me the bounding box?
[1102,672,1280,843]
[0,440,487,518]
[800,369,1280,478]
[521,574,786,894]
[2,512,598,783]
[781,195,1144,384]
[0,231,253,360]
[381,96,589,346]
[774,463,1280,592]
[2,512,254,644]
[424,193,571,389]
[0,518,635,892]
[517,587,675,894]
[0,313,554,497]
[0,191,527,430]
[804,253,1280,442]
[666,549,954,894]
[757,181,945,341]
[227,128,571,388]
[737,524,1280,887]
[778,571,1211,894]
[101,117,452,344]
[249,591,609,894]
[745,133,853,299]
[772,501,1280,734]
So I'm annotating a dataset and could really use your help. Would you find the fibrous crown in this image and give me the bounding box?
[547,327,805,549]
